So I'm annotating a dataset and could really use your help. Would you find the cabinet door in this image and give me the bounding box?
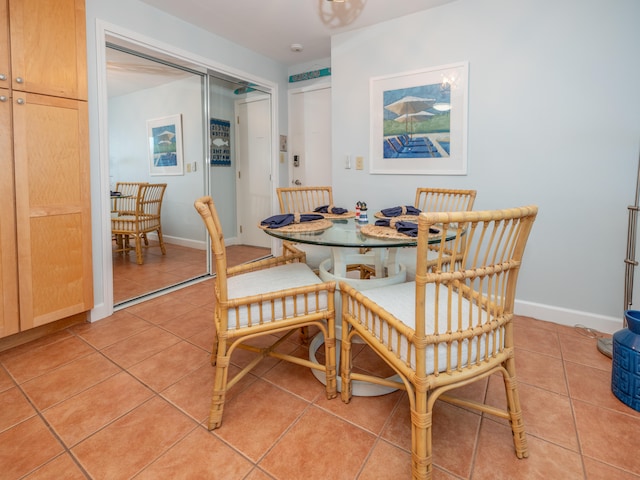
[13,92,92,329]
[0,87,19,337]
[8,0,87,100]
[0,0,9,89]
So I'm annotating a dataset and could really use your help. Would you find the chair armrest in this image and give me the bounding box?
[227,247,307,277]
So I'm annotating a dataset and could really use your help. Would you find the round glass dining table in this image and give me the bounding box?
[261,216,455,278]
[262,216,457,396]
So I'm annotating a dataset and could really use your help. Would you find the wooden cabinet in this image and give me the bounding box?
[0,0,92,339]
[0,87,19,338]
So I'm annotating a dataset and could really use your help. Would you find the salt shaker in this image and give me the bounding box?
[359,202,368,223]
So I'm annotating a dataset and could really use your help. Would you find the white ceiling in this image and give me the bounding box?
[137,0,459,66]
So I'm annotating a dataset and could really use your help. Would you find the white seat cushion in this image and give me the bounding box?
[353,281,498,373]
[227,262,329,328]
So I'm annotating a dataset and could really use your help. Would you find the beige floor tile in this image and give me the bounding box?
[1,336,94,384]
[573,399,640,475]
[472,418,584,479]
[0,387,36,432]
[101,325,182,368]
[259,406,376,480]
[127,340,209,392]
[0,416,65,479]
[212,379,310,462]
[72,396,196,479]
[136,427,253,479]
[43,371,154,446]
[515,348,568,395]
[21,351,120,410]
[23,453,88,480]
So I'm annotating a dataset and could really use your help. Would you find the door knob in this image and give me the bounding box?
[294,179,302,185]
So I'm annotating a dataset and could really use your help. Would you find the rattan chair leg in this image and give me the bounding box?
[503,361,529,459]
[134,236,144,265]
[157,228,166,254]
[323,325,338,399]
[340,329,353,403]
[208,357,230,430]
[411,401,433,480]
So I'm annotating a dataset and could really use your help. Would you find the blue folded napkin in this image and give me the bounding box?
[314,205,348,215]
[260,213,324,229]
[375,219,440,237]
[380,205,421,217]
[395,221,418,237]
[375,218,418,237]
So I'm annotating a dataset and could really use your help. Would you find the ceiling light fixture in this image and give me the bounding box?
[326,0,346,2]
[290,43,303,52]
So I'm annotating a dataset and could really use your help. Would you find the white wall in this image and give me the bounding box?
[86,0,289,319]
[330,0,640,333]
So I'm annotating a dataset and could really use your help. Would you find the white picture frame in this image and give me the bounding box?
[147,114,184,176]
[370,62,469,175]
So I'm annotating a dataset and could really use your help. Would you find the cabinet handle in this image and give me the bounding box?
[16,98,25,105]
[0,95,7,102]
[0,74,6,81]
[15,77,24,84]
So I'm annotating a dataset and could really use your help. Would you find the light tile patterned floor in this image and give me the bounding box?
[1,248,639,479]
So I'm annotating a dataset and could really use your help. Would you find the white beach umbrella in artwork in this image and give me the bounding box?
[393,110,434,137]
[385,96,436,116]
[386,96,436,136]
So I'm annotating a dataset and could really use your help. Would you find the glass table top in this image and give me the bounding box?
[261,217,456,249]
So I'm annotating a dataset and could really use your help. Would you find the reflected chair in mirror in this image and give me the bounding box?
[194,195,337,430]
[111,183,167,265]
[395,187,477,280]
[112,181,147,216]
[340,206,538,479]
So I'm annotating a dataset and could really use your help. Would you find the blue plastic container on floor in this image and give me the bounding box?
[611,310,640,412]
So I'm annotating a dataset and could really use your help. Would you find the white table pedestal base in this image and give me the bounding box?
[311,257,406,396]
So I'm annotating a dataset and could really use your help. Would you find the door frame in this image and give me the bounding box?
[91,20,280,322]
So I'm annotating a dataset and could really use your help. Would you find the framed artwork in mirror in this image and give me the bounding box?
[147,114,184,176]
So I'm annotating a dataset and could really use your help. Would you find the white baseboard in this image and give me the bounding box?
[150,233,205,250]
[515,299,622,334]
[146,233,239,249]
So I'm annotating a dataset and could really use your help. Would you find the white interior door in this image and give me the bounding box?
[289,86,332,187]
[236,95,272,248]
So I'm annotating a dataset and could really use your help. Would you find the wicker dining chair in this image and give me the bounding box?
[276,186,335,271]
[276,185,374,278]
[194,196,337,430]
[340,206,538,479]
[395,187,477,280]
[112,181,147,216]
[111,183,167,265]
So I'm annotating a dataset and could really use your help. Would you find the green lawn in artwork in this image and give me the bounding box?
[383,112,450,136]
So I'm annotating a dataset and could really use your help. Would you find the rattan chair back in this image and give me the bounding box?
[339,205,538,479]
[414,187,477,212]
[113,181,147,216]
[277,186,333,213]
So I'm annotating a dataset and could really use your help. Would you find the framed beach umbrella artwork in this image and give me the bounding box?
[370,62,468,175]
[147,114,184,176]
